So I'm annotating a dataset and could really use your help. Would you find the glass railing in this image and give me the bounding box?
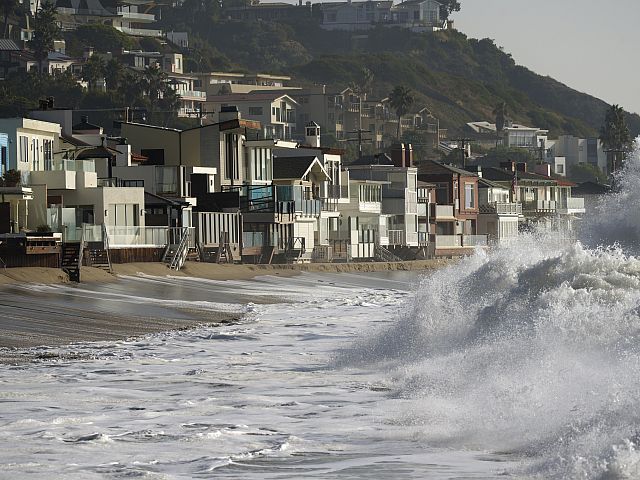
[47,158,95,173]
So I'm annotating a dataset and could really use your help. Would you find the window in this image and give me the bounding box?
[464,182,475,209]
[248,106,263,116]
[556,164,564,174]
[43,139,53,170]
[224,133,239,180]
[19,136,28,163]
[0,146,6,175]
[108,204,139,226]
[251,147,271,181]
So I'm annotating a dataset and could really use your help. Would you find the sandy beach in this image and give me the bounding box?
[0,260,450,361]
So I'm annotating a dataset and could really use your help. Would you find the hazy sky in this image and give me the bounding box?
[454,0,640,114]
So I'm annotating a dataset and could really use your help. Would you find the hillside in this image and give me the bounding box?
[157,11,640,139]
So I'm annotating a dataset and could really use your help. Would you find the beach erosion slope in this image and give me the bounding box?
[0,260,449,359]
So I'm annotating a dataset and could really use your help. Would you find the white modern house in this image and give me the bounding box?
[206,93,298,141]
[477,177,521,244]
[548,135,608,176]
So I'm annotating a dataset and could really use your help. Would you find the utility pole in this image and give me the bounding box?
[345,129,372,161]
[452,138,471,168]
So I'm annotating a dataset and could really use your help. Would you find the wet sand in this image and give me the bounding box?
[0,260,451,362]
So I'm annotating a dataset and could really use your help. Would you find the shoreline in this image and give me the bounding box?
[0,260,452,362]
[0,259,454,285]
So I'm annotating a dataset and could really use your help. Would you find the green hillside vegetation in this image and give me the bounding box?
[2,0,639,143]
[156,8,640,139]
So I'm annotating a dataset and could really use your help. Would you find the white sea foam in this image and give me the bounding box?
[334,144,640,478]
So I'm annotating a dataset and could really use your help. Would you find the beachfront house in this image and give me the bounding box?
[477,176,521,244]
[418,161,486,257]
[347,144,424,259]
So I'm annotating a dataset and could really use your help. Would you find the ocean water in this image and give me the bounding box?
[3,151,640,479]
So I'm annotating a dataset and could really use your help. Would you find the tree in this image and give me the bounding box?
[82,55,105,91]
[1,169,21,187]
[1,0,18,39]
[28,0,60,73]
[439,0,461,21]
[141,64,167,112]
[492,101,507,148]
[599,104,632,173]
[104,58,124,92]
[388,85,414,140]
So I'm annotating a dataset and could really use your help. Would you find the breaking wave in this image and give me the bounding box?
[342,144,640,478]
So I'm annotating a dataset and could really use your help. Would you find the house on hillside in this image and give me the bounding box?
[206,93,298,140]
[466,121,549,152]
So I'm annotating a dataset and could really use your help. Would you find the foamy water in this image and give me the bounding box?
[3,149,640,478]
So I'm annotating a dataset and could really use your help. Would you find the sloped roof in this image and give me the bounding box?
[573,181,611,195]
[273,156,328,180]
[207,92,299,105]
[350,153,394,166]
[419,160,478,177]
[0,39,20,52]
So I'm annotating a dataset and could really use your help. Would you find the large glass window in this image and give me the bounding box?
[108,203,139,226]
[464,183,475,209]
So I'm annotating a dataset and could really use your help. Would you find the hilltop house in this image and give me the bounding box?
[320,0,443,31]
[466,121,549,152]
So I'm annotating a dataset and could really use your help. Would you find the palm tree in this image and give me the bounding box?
[389,86,414,140]
[1,0,18,39]
[142,64,167,113]
[600,104,632,174]
[492,101,507,148]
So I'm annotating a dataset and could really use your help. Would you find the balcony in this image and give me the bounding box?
[116,26,163,37]
[117,9,156,22]
[98,177,144,188]
[387,229,405,246]
[479,202,522,215]
[417,187,430,203]
[523,200,556,215]
[430,204,456,221]
[178,90,207,101]
[30,159,97,190]
[463,235,488,247]
[557,197,585,215]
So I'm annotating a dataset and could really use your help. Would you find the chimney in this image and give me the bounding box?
[404,143,413,167]
[305,121,321,148]
[219,105,241,123]
[500,161,516,172]
[391,143,406,168]
[534,163,552,177]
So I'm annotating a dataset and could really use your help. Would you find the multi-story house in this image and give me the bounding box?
[55,0,162,38]
[418,160,486,257]
[466,121,549,153]
[0,117,146,245]
[548,135,608,176]
[477,176,521,244]
[347,144,423,257]
[480,163,585,231]
[206,93,298,140]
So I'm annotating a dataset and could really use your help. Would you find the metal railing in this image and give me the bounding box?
[463,235,488,247]
[98,177,144,188]
[311,245,333,262]
[480,202,522,215]
[387,229,405,246]
[418,231,429,246]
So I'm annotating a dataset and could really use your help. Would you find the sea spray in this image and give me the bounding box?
[337,145,640,478]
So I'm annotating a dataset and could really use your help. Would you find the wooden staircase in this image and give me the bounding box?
[162,227,190,270]
[85,242,112,273]
[61,242,83,282]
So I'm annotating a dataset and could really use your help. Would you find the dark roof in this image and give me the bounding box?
[419,160,478,177]
[480,166,557,184]
[144,191,189,207]
[76,146,114,159]
[273,156,320,179]
[350,153,394,166]
[573,181,611,195]
[0,39,20,52]
[207,92,298,104]
[72,120,102,132]
[478,177,508,189]
[61,135,91,147]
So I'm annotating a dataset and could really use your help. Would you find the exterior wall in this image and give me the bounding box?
[55,187,145,228]
[0,118,60,177]
[121,124,181,165]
